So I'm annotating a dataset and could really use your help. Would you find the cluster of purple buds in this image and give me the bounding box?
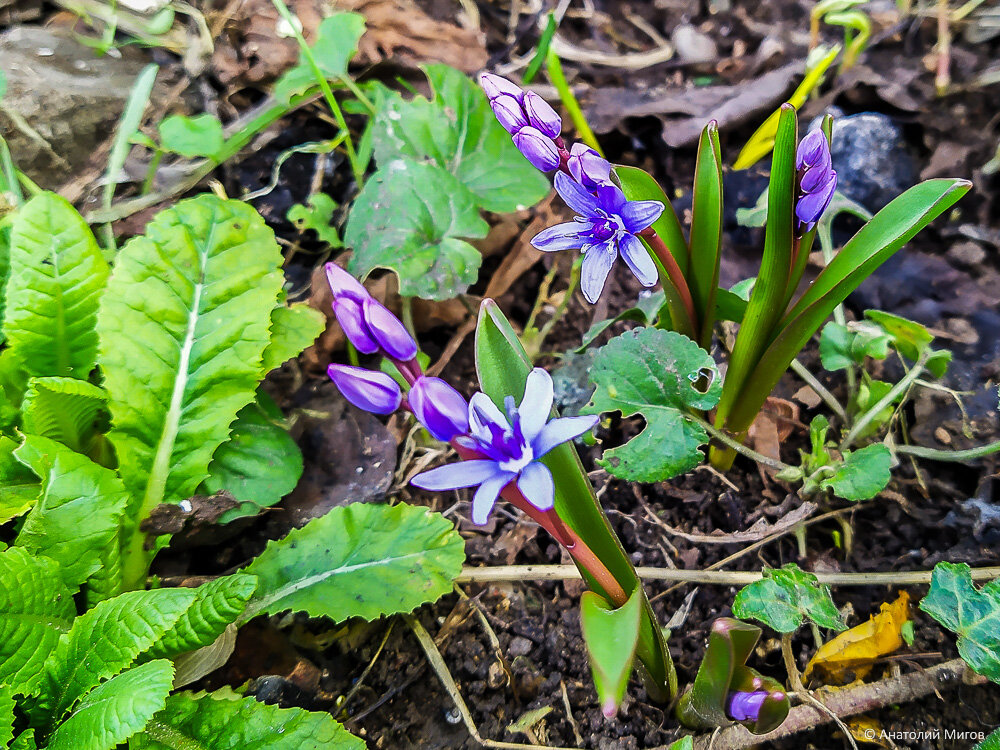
[481,73,564,172]
[794,129,838,233]
[324,263,598,525]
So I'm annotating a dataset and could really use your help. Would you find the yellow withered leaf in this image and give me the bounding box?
[804,592,911,684]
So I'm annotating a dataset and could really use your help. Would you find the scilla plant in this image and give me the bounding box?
[0,192,464,748]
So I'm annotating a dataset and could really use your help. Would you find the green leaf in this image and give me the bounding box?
[37,588,196,724]
[0,435,38,523]
[821,443,892,501]
[140,575,257,661]
[261,301,325,373]
[583,327,721,481]
[733,563,846,633]
[202,394,303,523]
[715,106,797,435]
[10,730,36,750]
[47,660,174,750]
[3,192,109,380]
[726,178,971,434]
[240,503,464,622]
[344,159,488,299]
[97,194,284,585]
[974,728,1000,750]
[0,685,14,749]
[21,376,107,454]
[0,547,75,695]
[689,121,723,347]
[580,588,643,717]
[273,13,366,103]
[158,114,225,160]
[819,321,892,372]
[130,688,363,749]
[286,194,342,248]
[865,309,950,377]
[577,290,664,351]
[475,300,675,703]
[919,562,1000,683]
[665,739,694,750]
[370,64,550,214]
[13,435,127,588]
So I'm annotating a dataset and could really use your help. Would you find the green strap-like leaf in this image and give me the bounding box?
[47,660,175,750]
[97,194,284,587]
[0,547,75,695]
[733,563,846,633]
[580,588,643,717]
[21,376,108,455]
[3,192,109,380]
[129,688,364,749]
[345,159,489,300]
[919,562,1000,683]
[583,327,722,482]
[37,588,196,724]
[688,121,724,348]
[14,434,128,589]
[240,503,464,622]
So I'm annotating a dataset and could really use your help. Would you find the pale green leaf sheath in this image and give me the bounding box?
[3,192,109,379]
[0,547,75,696]
[131,687,363,749]
[97,195,284,587]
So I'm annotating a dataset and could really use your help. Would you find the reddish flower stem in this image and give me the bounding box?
[638,226,697,333]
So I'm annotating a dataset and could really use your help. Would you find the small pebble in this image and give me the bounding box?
[671,24,718,63]
[509,636,533,657]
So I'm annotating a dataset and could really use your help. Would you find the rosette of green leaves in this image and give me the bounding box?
[676,618,789,734]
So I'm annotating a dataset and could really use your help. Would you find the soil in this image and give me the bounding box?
[9,0,1000,747]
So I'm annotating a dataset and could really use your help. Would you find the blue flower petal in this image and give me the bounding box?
[532,415,599,458]
[531,221,590,252]
[411,459,499,491]
[618,233,658,287]
[554,171,600,217]
[516,462,555,512]
[471,470,516,524]
[620,200,665,234]
[595,184,628,214]
[580,241,617,303]
[468,392,510,443]
[517,368,554,443]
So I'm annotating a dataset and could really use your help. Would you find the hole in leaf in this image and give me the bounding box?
[688,367,715,394]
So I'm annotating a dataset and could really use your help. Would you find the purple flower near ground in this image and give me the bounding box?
[325,263,417,362]
[480,73,562,172]
[795,129,837,232]
[328,364,402,415]
[411,368,598,524]
[725,691,773,723]
[409,376,470,442]
[567,143,613,190]
[531,172,664,303]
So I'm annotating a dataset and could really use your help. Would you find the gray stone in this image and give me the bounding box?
[0,27,148,186]
[827,112,918,214]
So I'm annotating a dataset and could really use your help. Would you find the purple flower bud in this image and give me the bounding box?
[479,73,524,102]
[362,299,418,362]
[490,94,529,134]
[409,376,470,442]
[332,296,380,354]
[513,126,561,172]
[567,143,613,190]
[328,364,402,415]
[795,129,837,232]
[523,91,561,139]
[725,691,772,723]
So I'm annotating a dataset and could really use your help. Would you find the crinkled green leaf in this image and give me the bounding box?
[0,684,14,748]
[919,562,1000,683]
[371,64,549,214]
[583,327,722,481]
[287,194,342,248]
[974,728,1000,750]
[3,192,108,380]
[0,434,37,523]
[140,575,257,662]
[345,159,488,299]
[37,588,196,724]
[0,547,74,695]
[13,434,127,588]
[130,688,363,749]
[47,660,174,750]
[158,114,225,160]
[240,503,464,622]
[261,301,325,373]
[273,13,366,103]
[97,195,284,581]
[821,443,892,501]
[733,563,846,633]
[580,588,643,717]
[21,376,107,454]
[202,395,303,523]
[819,321,892,371]
[578,290,664,351]
[10,730,36,750]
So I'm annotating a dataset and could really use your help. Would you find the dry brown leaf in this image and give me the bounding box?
[747,396,800,466]
[652,501,817,544]
[804,592,911,685]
